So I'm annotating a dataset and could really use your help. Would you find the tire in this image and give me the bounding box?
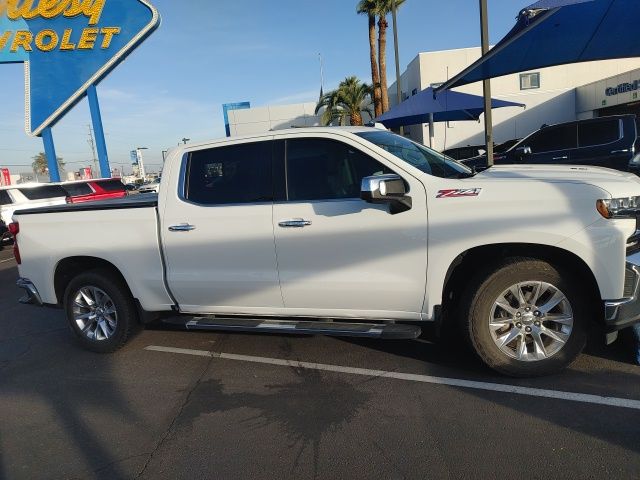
[459,258,588,377]
[64,269,139,353]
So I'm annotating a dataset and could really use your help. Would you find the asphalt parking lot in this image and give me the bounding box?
[0,247,639,480]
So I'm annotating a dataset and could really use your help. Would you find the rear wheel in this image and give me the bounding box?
[460,258,588,377]
[64,269,138,353]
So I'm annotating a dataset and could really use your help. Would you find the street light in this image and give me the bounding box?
[181,138,190,145]
[391,0,403,136]
[136,147,148,180]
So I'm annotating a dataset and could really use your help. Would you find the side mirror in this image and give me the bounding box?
[361,174,411,213]
[517,146,532,155]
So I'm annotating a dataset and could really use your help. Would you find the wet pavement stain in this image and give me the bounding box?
[176,366,371,477]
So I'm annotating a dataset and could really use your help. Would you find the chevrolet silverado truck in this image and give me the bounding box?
[12,127,640,376]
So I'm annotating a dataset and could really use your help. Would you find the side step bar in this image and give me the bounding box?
[165,317,421,340]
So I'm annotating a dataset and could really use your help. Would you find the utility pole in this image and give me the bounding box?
[480,0,494,166]
[319,53,325,98]
[391,0,404,136]
[87,125,98,178]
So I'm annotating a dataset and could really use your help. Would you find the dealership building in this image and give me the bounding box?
[389,47,640,150]
[222,47,640,150]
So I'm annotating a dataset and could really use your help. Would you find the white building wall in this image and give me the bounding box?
[390,47,640,151]
[228,103,322,137]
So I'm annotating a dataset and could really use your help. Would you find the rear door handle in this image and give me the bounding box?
[278,218,312,228]
[168,223,196,232]
[552,156,568,161]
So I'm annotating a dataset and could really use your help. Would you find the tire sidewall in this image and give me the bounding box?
[64,270,136,353]
[466,260,588,377]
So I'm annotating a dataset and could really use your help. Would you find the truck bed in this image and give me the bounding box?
[14,194,158,216]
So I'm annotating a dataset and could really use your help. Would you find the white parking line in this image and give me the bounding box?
[145,345,640,411]
[0,257,14,264]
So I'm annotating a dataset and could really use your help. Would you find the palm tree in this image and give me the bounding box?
[361,0,406,113]
[357,0,383,117]
[32,152,65,176]
[315,76,373,127]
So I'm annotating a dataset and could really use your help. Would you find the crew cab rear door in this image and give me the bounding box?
[271,135,428,320]
[161,139,283,314]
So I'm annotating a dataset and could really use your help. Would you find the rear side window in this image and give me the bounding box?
[18,185,68,200]
[97,179,126,192]
[62,182,94,196]
[578,119,620,147]
[0,190,12,205]
[527,123,577,153]
[185,141,273,205]
[286,138,392,201]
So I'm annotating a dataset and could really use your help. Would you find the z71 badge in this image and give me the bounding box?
[436,188,482,198]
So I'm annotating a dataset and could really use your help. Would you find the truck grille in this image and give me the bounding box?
[624,267,637,298]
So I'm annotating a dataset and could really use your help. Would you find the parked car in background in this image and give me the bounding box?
[0,219,10,250]
[443,139,520,161]
[443,144,486,161]
[0,184,68,225]
[463,115,638,172]
[138,178,161,194]
[62,179,127,204]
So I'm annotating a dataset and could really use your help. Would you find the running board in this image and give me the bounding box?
[166,317,421,340]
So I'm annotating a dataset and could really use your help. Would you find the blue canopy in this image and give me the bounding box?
[375,87,524,128]
[436,0,640,92]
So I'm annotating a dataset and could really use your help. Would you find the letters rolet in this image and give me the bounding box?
[0,0,121,53]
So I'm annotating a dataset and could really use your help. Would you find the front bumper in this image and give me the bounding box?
[604,252,640,331]
[16,278,43,307]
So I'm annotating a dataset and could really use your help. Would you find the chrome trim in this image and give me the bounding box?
[168,223,196,232]
[278,219,312,228]
[604,252,640,325]
[16,278,43,307]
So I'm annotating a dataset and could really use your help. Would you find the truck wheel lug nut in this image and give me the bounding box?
[516,312,521,317]
[525,326,532,333]
[516,323,522,328]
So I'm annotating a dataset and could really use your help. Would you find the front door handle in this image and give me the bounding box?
[552,156,569,161]
[611,149,630,154]
[278,218,312,228]
[169,223,196,232]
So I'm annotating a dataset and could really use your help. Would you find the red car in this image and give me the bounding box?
[62,179,127,204]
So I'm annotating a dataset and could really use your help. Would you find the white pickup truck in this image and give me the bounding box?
[12,127,640,376]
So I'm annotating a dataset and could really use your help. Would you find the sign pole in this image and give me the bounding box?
[480,0,494,166]
[87,85,111,178]
[41,127,61,182]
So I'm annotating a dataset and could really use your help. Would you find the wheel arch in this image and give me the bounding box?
[54,256,131,306]
[441,243,604,326]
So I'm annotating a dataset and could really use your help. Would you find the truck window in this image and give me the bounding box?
[18,185,68,200]
[578,119,621,147]
[527,123,577,153]
[0,190,12,205]
[286,138,392,202]
[185,141,273,205]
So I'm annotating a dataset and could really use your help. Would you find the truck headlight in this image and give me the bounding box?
[597,196,640,219]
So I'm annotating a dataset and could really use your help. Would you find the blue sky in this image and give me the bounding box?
[0,0,525,175]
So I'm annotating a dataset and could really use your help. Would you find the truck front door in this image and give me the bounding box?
[272,136,428,320]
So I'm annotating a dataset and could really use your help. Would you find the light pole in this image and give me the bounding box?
[391,0,404,136]
[480,0,494,166]
[136,147,148,180]
[181,138,190,145]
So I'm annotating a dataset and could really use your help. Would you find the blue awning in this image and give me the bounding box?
[436,0,639,92]
[375,87,524,128]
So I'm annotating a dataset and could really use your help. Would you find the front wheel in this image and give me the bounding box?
[460,258,588,377]
[64,269,139,353]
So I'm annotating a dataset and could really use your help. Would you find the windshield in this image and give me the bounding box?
[356,130,473,178]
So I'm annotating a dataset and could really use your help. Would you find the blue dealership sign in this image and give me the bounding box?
[0,0,160,136]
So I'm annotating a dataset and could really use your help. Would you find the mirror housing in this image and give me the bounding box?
[516,146,532,155]
[361,174,411,213]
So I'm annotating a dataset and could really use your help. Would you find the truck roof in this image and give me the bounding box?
[175,126,379,153]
